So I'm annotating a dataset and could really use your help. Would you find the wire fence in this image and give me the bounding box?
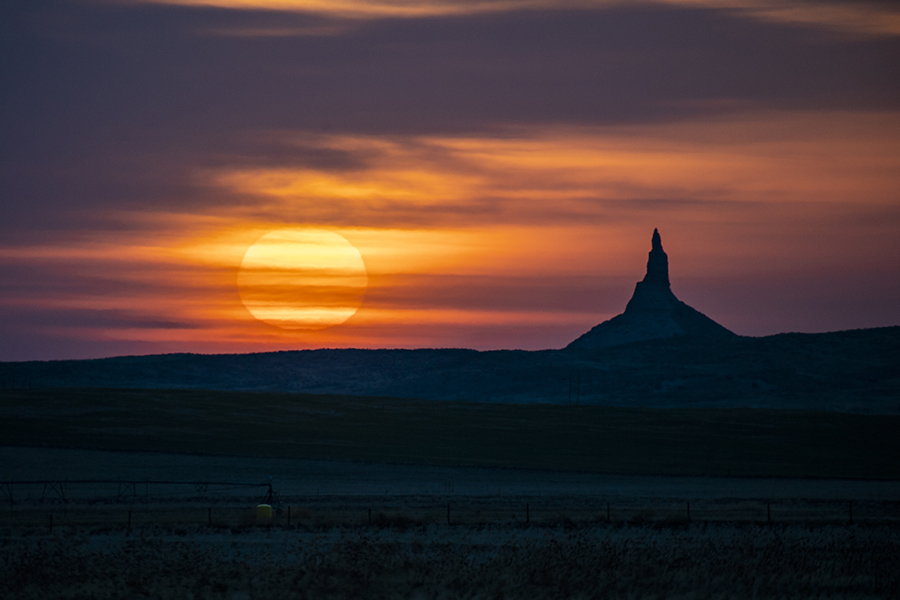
[2,479,898,529]
[0,479,275,505]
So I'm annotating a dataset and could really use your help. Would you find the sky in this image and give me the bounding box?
[1,0,899,361]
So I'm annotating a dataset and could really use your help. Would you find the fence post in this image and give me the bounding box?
[607,503,610,522]
[287,506,291,526]
[447,503,451,525]
[128,510,131,530]
[687,502,690,522]
[368,508,371,525]
[849,500,853,523]
[49,513,53,532]
[767,502,771,523]
[208,507,211,527]
[526,503,529,525]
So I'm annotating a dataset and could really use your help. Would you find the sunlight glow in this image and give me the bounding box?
[237,229,368,329]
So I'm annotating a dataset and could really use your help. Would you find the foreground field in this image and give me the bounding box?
[2,406,898,598]
[2,388,899,479]
[4,446,900,527]
[3,521,898,599]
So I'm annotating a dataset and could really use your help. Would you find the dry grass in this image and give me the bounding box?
[2,521,898,599]
[6,494,898,530]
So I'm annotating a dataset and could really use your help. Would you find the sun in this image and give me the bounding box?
[237,229,368,330]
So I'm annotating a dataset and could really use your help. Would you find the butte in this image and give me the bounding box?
[567,229,736,349]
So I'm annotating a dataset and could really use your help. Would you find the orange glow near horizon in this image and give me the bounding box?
[2,109,898,352]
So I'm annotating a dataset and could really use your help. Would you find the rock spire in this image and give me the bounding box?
[566,229,736,350]
[642,228,669,286]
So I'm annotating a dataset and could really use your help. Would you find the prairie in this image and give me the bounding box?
[2,387,899,597]
[3,521,899,599]
[1,387,898,479]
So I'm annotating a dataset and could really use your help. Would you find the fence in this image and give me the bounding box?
[2,479,898,528]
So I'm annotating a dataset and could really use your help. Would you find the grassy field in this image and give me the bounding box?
[1,387,898,479]
[3,522,899,599]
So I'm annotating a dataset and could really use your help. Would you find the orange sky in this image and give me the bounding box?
[3,110,898,357]
[1,0,899,359]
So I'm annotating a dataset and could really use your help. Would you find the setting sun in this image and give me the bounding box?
[237,229,368,330]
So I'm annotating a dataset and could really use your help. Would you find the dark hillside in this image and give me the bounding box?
[1,326,898,413]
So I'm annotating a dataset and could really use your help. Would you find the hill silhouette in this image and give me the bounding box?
[1,327,897,412]
[1,230,897,413]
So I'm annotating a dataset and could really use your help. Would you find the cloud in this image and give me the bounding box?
[4,1,898,239]
[7,2,899,140]
[199,111,900,231]
[364,273,634,313]
[108,0,900,39]
[671,0,900,39]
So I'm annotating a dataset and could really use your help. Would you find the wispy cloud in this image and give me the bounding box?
[664,0,900,38]
[202,110,900,229]
[120,0,900,37]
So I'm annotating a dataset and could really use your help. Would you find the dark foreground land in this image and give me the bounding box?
[2,387,899,479]
[2,385,899,598]
[3,521,899,599]
[3,445,899,598]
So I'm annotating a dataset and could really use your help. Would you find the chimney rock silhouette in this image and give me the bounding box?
[643,228,669,285]
[566,229,735,350]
